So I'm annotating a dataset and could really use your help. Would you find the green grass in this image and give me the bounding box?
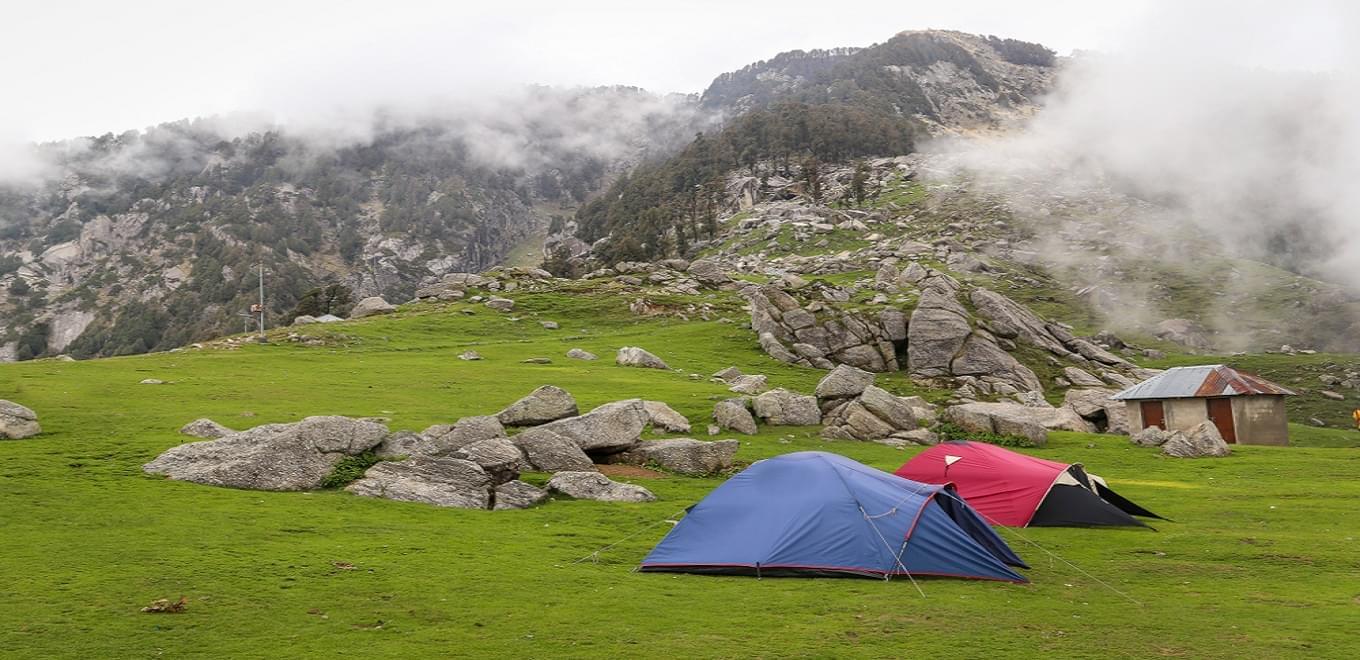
[3,291,1360,658]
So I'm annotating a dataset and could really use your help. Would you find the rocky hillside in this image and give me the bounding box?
[0,87,700,361]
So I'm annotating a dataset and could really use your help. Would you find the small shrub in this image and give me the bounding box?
[319,452,382,489]
[934,421,1039,448]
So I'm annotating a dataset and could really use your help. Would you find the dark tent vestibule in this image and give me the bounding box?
[894,441,1163,528]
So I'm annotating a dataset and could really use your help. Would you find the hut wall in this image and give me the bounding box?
[1232,395,1290,446]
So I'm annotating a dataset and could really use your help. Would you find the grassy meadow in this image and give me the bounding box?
[2,292,1359,658]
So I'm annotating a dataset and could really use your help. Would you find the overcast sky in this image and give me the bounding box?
[0,0,1351,142]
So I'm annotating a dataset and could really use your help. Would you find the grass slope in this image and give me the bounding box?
[3,292,1360,658]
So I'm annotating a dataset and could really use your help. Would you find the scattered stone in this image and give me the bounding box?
[712,366,744,382]
[752,389,821,426]
[643,401,691,433]
[520,357,552,364]
[346,457,492,509]
[350,297,396,319]
[546,471,656,502]
[140,379,166,385]
[458,350,483,361]
[1320,390,1346,401]
[1162,421,1231,458]
[707,424,720,436]
[0,400,41,440]
[713,399,758,435]
[493,480,549,510]
[727,374,769,395]
[616,346,670,370]
[613,438,739,476]
[497,385,579,426]
[144,416,389,490]
[485,297,516,312]
[178,418,234,439]
[292,315,317,326]
[540,321,559,330]
[566,348,598,361]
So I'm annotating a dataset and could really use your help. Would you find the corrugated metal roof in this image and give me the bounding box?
[1111,364,1295,400]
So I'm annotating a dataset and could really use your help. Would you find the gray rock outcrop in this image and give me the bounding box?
[493,480,549,510]
[346,457,492,509]
[814,364,875,400]
[546,471,656,502]
[350,297,396,319]
[1130,426,1174,447]
[528,399,649,453]
[421,416,506,455]
[1062,388,1129,434]
[1162,421,1231,458]
[613,438,739,476]
[496,385,579,426]
[510,427,596,472]
[143,416,389,490]
[450,437,523,484]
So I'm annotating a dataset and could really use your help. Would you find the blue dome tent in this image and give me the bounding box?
[640,452,1029,582]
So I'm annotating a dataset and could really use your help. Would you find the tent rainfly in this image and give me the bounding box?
[894,442,1163,528]
[640,451,1030,582]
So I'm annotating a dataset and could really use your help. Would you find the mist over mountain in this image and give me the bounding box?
[0,86,702,360]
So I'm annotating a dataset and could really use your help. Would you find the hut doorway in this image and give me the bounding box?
[1140,401,1165,430]
[1206,398,1237,443]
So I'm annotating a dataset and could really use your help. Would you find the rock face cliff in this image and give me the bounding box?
[0,87,700,360]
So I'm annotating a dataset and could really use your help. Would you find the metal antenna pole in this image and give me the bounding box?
[258,263,266,340]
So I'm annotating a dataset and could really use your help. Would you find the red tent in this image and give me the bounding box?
[894,442,1161,528]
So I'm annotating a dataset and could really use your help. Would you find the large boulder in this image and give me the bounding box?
[546,471,656,502]
[493,480,549,510]
[713,399,758,435]
[143,416,389,490]
[529,399,649,454]
[643,401,691,433]
[0,400,40,440]
[346,457,492,509]
[687,259,731,286]
[1162,421,1231,458]
[752,389,821,426]
[450,437,523,484]
[814,364,875,400]
[613,438,739,476]
[616,346,670,370]
[350,296,396,319]
[907,289,972,378]
[941,404,1051,446]
[510,427,596,472]
[950,334,1043,393]
[179,418,235,439]
[857,386,919,431]
[1130,426,1174,447]
[1062,388,1129,434]
[421,415,506,455]
[496,385,579,426]
[374,430,424,458]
